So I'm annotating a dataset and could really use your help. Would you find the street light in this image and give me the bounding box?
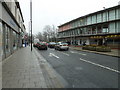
[30,0,32,51]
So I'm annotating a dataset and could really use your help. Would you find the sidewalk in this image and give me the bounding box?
[2,46,67,88]
[0,60,2,90]
[0,46,2,90]
[70,46,120,57]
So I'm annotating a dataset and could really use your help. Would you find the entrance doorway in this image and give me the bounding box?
[98,39,103,46]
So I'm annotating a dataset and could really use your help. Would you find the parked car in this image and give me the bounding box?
[55,42,69,51]
[33,42,38,47]
[37,42,48,50]
[42,42,48,46]
[33,39,39,47]
[48,42,56,48]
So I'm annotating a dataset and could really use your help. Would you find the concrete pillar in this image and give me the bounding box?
[96,26,98,34]
[10,29,13,54]
[91,27,92,34]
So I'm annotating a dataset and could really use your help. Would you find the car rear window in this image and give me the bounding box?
[50,42,56,44]
[61,43,68,45]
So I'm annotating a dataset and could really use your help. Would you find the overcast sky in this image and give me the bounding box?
[18,0,120,35]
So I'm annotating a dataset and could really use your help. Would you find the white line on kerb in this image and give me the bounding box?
[80,58,120,73]
[50,53,59,59]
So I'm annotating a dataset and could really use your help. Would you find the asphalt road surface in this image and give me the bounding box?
[36,47,119,88]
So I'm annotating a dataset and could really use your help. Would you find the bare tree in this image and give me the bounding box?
[36,25,58,42]
[36,32,43,41]
[43,25,53,42]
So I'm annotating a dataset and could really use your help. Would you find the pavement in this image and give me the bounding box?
[2,46,67,88]
[69,46,120,57]
[0,45,2,90]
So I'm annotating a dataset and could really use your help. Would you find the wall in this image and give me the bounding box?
[2,4,19,32]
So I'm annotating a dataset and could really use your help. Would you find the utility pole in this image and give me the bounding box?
[30,0,32,51]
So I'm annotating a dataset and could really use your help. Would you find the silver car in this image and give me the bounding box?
[55,42,69,51]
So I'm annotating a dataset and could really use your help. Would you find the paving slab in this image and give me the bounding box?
[2,47,47,88]
[2,46,68,88]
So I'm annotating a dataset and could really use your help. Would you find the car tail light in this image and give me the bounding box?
[38,44,41,47]
[63,44,68,46]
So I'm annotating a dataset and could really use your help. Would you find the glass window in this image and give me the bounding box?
[5,26,10,53]
[116,9,119,19]
[97,13,102,23]
[119,8,120,19]
[109,22,115,33]
[87,16,91,25]
[79,28,82,34]
[116,21,120,33]
[114,39,120,44]
[109,10,115,21]
[103,12,107,22]
[0,22,2,57]
[13,31,17,50]
[78,20,80,26]
[92,15,96,24]
[75,21,78,27]
[107,39,113,44]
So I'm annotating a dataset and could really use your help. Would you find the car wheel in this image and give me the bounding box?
[58,48,61,51]
[66,48,69,51]
[55,47,57,50]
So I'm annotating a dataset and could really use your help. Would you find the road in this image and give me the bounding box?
[35,47,119,88]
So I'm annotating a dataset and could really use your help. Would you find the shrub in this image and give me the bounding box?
[82,45,90,50]
[82,45,111,52]
[88,46,96,51]
[96,46,111,52]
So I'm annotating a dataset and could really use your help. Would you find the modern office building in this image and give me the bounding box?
[0,0,26,60]
[58,5,120,49]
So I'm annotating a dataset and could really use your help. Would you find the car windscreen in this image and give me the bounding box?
[38,42,46,45]
[49,42,56,44]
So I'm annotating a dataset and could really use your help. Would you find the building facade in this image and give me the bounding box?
[58,5,120,49]
[0,0,26,60]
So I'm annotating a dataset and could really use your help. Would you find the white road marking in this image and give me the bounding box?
[70,51,77,53]
[62,52,69,56]
[57,51,69,56]
[49,53,59,59]
[80,58,120,73]
[70,51,86,56]
[49,54,52,57]
[78,53,86,56]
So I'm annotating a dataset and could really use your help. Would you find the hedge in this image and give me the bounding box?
[82,45,111,52]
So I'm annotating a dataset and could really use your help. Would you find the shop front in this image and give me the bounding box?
[1,5,20,60]
[90,34,120,49]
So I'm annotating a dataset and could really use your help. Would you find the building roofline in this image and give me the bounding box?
[58,5,120,27]
[15,1,24,22]
[2,2,21,28]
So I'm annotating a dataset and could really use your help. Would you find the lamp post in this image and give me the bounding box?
[30,0,32,51]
